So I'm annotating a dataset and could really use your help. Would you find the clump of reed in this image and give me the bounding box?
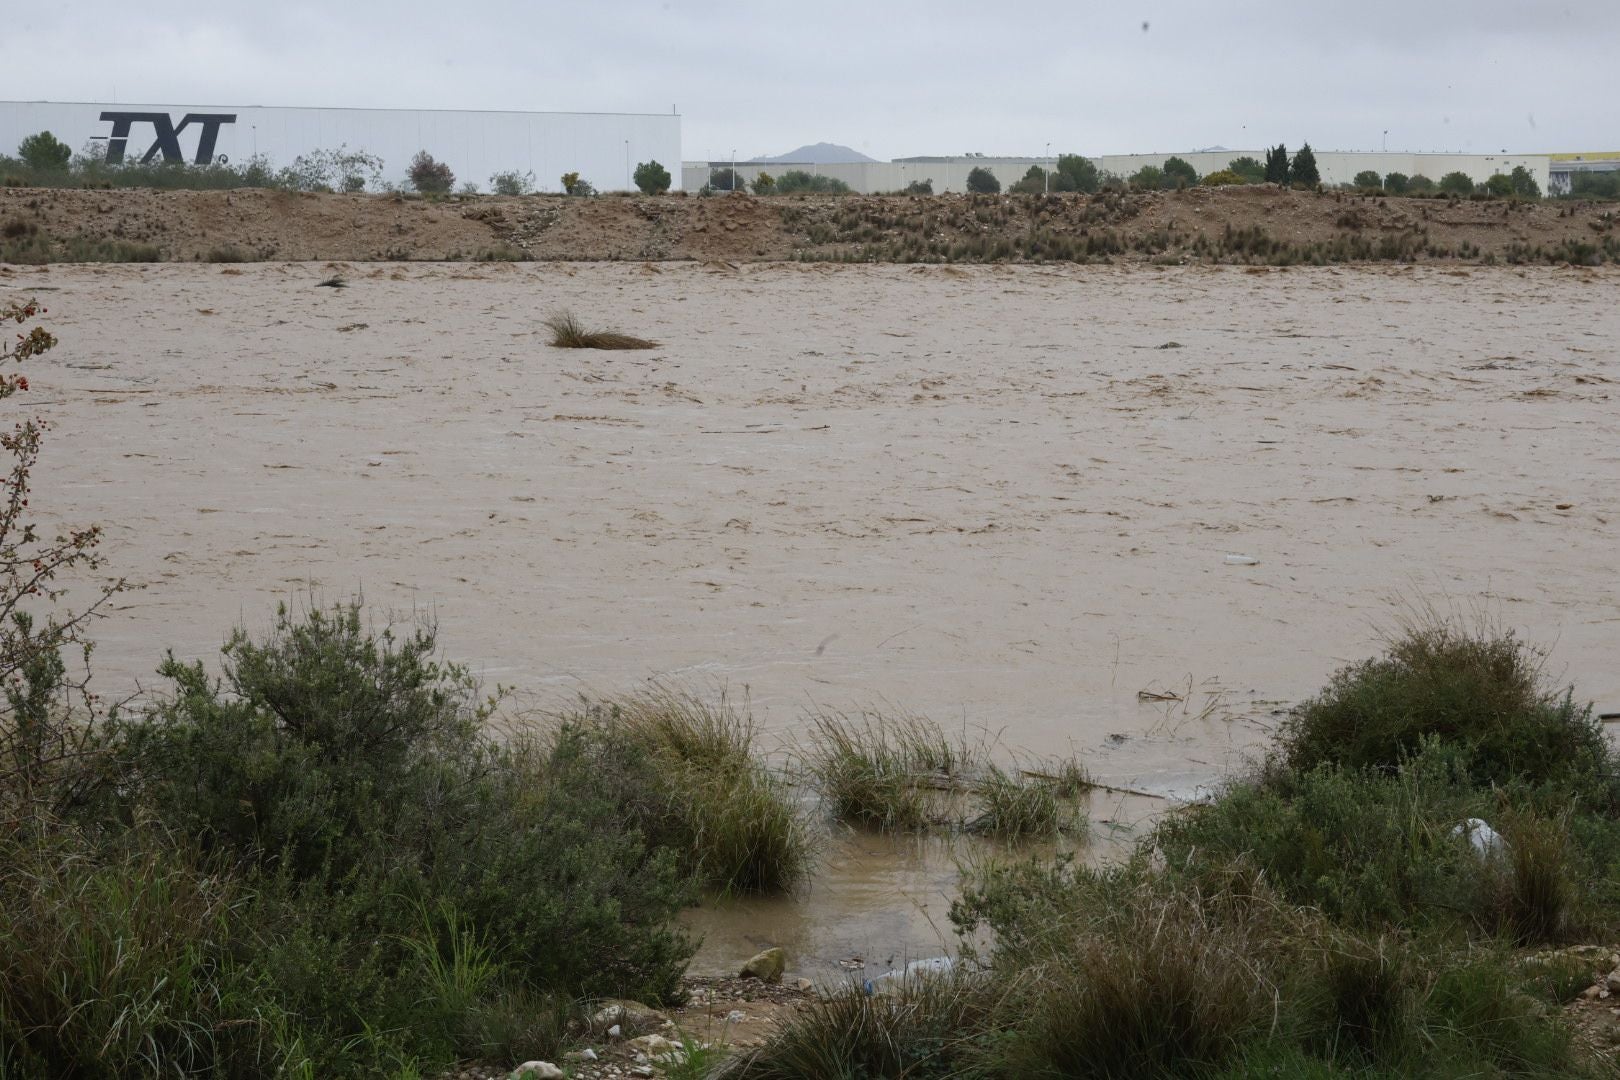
[544,309,658,350]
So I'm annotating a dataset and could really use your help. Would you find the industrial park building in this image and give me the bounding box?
[683,151,1552,195]
[1,101,682,193]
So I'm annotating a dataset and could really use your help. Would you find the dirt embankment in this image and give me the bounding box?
[3,183,1617,265]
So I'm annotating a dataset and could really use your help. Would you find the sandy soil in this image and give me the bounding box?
[4,184,1618,264]
[10,257,1619,976]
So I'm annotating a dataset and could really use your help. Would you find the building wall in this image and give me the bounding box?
[683,152,1551,196]
[1,101,682,193]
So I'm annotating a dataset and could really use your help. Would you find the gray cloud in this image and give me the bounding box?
[13,0,1615,161]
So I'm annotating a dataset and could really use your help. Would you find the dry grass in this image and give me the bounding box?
[544,309,659,350]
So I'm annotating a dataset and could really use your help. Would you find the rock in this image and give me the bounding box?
[740,946,786,983]
[630,1034,681,1057]
[1605,967,1620,993]
[794,977,814,992]
[590,999,669,1037]
[630,1068,656,1079]
[1452,818,1507,858]
[865,955,957,996]
[510,1063,564,1080]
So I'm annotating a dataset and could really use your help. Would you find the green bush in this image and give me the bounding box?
[1162,156,1199,189]
[1510,165,1541,198]
[1407,174,1435,193]
[16,131,71,173]
[965,166,1000,194]
[489,169,535,196]
[1009,164,1049,194]
[1383,172,1410,194]
[1056,153,1101,193]
[903,177,933,195]
[1274,619,1612,796]
[1439,171,1475,195]
[1265,144,1291,185]
[750,171,775,194]
[1353,170,1383,190]
[1228,156,1266,184]
[1486,173,1515,197]
[1128,164,1164,191]
[633,159,672,194]
[1203,169,1245,187]
[772,170,851,195]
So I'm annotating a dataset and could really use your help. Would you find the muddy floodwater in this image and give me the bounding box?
[19,260,1620,979]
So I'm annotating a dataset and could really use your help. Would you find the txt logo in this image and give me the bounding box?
[96,112,237,165]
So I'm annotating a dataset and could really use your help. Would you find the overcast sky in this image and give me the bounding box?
[12,1,1615,161]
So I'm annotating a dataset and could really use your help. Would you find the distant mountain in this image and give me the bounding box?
[749,142,879,165]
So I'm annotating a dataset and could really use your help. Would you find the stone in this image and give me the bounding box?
[590,999,669,1037]
[740,946,786,983]
[630,1034,681,1057]
[510,1063,564,1080]
[794,977,814,991]
[1606,967,1620,993]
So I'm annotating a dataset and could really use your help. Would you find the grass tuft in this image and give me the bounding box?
[544,309,658,350]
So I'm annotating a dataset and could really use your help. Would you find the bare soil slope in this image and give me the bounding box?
[3,184,1617,265]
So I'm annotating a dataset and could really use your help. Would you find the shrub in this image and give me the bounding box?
[543,309,657,350]
[1439,171,1475,195]
[903,177,933,195]
[772,170,850,195]
[1056,153,1101,193]
[750,171,775,194]
[1274,618,1611,795]
[1291,143,1321,187]
[279,146,384,193]
[1509,165,1541,198]
[807,711,961,829]
[633,159,672,194]
[1384,171,1410,194]
[489,169,535,196]
[1228,156,1266,184]
[554,693,811,893]
[16,131,71,172]
[965,166,1000,194]
[1203,169,1245,187]
[1265,144,1291,185]
[1353,170,1383,190]
[407,150,454,194]
[1128,164,1163,191]
[1407,174,1435,193]
[561,171,596,197]
[1008,165,1049,194]
[1162,156,1199,189]
[706,166,740,192]
[1485,173,1514,197]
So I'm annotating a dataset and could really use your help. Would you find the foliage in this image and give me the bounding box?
[1265,144,1291,185]
[707,167,740,192]
[489,169,535,196]
[407,150,455,194]
[1509,165,1541,198]
[1486,173,1515,197]
[1569,171,1620,198]
[1162,155,1199,189]
[772,170,851,195]
[1407,174,1436,193]
[1291,143,1321,187]
[1275,617,1613,798]
[1128,165,1163,191]
[750,171,775,194]
[903,177,933,195]
[1439,171,1475,195]
[279,145,385,193]
[2,301,118,824]
[1008,165,1049,194]
[16,131,71,173]
[1056,153,1101,193]
[633,159,672,194]
[1353,170,1383,190]
[1228,156,1266,184]
[560,171,596,197]
[965,166,1000,194]
[1383,172,1410,194]
[1202,169,1245,187]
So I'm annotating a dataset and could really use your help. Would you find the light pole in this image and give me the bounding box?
[731,149,737,191]
[1382,130,1388,153]
[625,140,630,191]
[1045,142,1051,193]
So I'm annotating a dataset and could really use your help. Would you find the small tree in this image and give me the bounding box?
[1352,170,1382,190]
[17,131,71,173]
[1438,171,1474,196]
[1383,172,1410,194]
[1290,143,1320,187]
[1264,144,1291,185]
[408,151,454,194]
[966,166,1000,194]
[1407,174,1435,193]
[490,170,535,196]
[774,171,851,194]
[1509,165,1541,199]
[1009,165,1048,194]
[633,160,672,195]
[707,167,739,192]
[1128,165,1163,191]
[750,172,775,194]
[1056,154,1100,193]
[1161,156,1199,189]
[1484,173,1513,197]
[903,178,933,195]
[1228,156,1265,184]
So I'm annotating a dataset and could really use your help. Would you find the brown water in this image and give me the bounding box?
[17,260,1619,974]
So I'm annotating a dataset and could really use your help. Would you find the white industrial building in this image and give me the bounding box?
[1,101,682,193]
[683,151,1553,196]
